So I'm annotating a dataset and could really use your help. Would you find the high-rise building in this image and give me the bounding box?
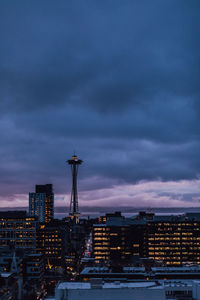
[29,184,54,223]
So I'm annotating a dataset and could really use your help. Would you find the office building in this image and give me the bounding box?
[23,253,45,283]
[93,212,200,267]
[144,213,200,266]
[0,211,37,249]
[92,215,145,264]
[36,219,68,270]
[29,184,54,223]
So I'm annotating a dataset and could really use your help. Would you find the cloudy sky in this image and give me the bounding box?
[0,0,200,208]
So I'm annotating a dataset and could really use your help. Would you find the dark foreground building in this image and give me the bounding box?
[80,266,200,281]
[36,219,69,270]
[93,212,145,265]
[92,212,200,267]
[144,213,200,266]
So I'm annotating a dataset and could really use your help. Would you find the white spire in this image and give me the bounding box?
[11,251,18,273]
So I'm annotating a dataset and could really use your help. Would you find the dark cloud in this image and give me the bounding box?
[0,0,199,205]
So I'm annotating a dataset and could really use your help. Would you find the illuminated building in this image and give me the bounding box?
[29,184,54,223]
[92,215,145,264]
[0,248,44,283]
[93,212,200,267]
[0,248,23,273]
[0,211,37,249]
[36,219,68,269]
[23,253,44,283]
[144,214,200,266]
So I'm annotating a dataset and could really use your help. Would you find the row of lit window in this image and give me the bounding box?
[94,247,109,250]
[149,223,199,226]
[94,252,110,255]
[94,242,109,246]
[93,233,108,236]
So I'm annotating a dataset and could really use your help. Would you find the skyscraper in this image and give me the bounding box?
[29,184,54,223]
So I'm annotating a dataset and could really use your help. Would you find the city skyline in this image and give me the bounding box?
[0,1,200,208]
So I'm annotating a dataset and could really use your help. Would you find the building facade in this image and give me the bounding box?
[55,281,165,300]
[23,253,45,283]
[36,219,68,270]
[144,214,200,266]
[92,212,200,267]
[93,216,145,264]
[29,184,54,223]
[0,211,37,249]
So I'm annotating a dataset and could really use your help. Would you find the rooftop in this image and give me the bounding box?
[0,211,27,219]
[1,272,13,278]
[57,281,161,290]
[94,212,200,227]
[81,266,200,275]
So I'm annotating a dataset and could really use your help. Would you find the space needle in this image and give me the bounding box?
[67,154,83,222]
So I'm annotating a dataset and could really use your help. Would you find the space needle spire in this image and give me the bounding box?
[67,154,83,222]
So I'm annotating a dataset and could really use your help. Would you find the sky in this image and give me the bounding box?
[0,0,200,208]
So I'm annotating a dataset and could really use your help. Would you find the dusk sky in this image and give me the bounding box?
[0,1,200,208]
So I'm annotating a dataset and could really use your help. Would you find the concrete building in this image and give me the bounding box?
[47,280,200,300]
[29,184,54,223]
[55,280,165,300]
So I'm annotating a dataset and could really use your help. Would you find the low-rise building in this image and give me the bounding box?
[48,280,200,300]
[0,272,18,300]
[80,266,200,281]
[55,280,165,300]
[23,253,45,283]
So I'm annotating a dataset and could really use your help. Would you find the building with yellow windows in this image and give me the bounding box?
[145,214,200,266]
[92,213,145,265]
[36,219,69,269]
[92,212,200,267]
[0,211,37,249]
